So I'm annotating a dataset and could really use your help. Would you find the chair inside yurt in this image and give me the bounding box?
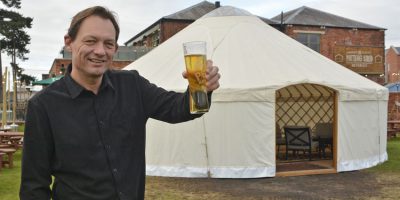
[275,83,337,174]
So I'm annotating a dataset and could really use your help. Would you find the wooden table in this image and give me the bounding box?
[0,132,24,149]
[0,132,23,168]
[0,132,24,137]
[0,128,11,132]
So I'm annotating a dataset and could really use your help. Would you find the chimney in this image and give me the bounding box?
[215,1,220,8]
[280,11,284,32]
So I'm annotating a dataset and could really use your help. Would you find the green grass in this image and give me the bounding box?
[0,138,399,199]
[0,150,22,200]
[17,124,25,132]
[367,137,400,172]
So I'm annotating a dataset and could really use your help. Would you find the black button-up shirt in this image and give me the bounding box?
[20,67,204,200]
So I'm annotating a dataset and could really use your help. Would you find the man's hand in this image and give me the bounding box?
[205,60,220,92]
[182,60,220,92]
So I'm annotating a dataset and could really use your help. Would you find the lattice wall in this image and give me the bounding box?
[276,84,336,135]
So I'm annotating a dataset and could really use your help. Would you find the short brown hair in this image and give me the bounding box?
[67,6,120,42]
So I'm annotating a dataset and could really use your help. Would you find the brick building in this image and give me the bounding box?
[270,6,386,84]
[385,46,400,120]
[386,46,400,83]
[125,1,276,47]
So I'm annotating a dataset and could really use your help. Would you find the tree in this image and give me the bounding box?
[1,0,33,102]
[1,8,32,61]
[12,62,35,85]
[0,0,21,8]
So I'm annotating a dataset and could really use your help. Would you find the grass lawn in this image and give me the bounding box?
[1,138,399,199]
[0,150,22,200]
[366,137,400,173]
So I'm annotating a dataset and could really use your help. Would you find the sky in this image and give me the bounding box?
[1,0,399,80]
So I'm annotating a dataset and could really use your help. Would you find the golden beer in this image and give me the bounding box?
[184,54,209,113]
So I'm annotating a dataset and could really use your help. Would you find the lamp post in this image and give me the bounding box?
[1,67,7,129]
[12,39,17,126]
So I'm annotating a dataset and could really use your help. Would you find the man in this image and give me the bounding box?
[20,6,220,200]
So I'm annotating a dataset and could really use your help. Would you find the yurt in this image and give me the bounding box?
[124,6,388,178]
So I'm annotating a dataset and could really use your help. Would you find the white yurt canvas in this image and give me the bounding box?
[124,6,388,178]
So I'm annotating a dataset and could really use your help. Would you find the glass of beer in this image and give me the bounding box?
[183,41,209,114]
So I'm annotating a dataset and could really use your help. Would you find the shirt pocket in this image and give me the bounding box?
[110,106,145,152]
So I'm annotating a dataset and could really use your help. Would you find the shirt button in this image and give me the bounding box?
[113,168,118,173]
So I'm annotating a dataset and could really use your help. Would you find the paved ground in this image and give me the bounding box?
[145,170,400,199]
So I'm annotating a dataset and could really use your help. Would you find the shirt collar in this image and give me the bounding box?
[64,64,115,98]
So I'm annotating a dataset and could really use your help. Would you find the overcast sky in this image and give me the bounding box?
[1,0,399,79]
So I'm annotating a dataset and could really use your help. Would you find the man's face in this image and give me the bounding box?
[65,15,117,79]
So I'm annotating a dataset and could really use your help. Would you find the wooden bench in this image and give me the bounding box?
[0,148,17,168]
[0,144,12,148]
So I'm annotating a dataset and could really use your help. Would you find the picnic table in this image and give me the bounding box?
[387,120,400,138]
[0,132,24,149]
[0,132,22,169]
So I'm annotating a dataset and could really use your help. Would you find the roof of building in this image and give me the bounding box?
[385,82,400,92]
[271,6,385,30]
[386,46,400,55]
[259,16,278,24]
[124,1,280,45]
[163,1,217,20]
[394,47,400,55]
[124,1,218,45]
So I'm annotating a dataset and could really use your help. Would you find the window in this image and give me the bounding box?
[296,33,320,52]
[149,31,160,47]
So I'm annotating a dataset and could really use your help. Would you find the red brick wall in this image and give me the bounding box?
[386,48,400,83]
[285,25,385,84]
[285,26,384,59]
[160,21,191,42]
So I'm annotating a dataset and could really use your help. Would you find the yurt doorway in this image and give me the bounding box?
[275,83,337,176]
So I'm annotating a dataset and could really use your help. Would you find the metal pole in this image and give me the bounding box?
[0,26,3,102]
[13,64,16,124]
[2,67,7,129]
[10,39,18,129]
[7,71,10,111]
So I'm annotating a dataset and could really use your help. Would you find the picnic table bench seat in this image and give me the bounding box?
[0,148,17,168]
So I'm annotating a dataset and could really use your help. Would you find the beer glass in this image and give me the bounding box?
[183,41,209,114]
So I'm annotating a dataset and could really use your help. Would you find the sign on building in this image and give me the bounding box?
[334,46,384,74]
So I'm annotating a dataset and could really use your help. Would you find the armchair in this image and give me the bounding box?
[284,126,318,160]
